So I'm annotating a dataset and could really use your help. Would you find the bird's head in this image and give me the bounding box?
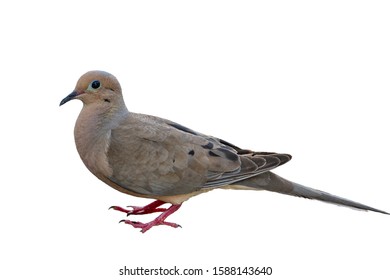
[60,70,123,107]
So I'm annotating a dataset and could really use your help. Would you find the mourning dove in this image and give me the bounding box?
[60,70,388,233]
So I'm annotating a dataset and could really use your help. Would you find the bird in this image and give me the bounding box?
[60,70,388,233]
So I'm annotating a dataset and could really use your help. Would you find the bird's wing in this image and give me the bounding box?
[106,113,291,196]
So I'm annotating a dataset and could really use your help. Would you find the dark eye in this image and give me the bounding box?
[91,80,101,89]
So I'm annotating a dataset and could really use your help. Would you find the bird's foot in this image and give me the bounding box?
[119,204,182,233]
[120,219,181,233]
[109,200,167,215]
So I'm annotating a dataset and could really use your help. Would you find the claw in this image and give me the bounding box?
[109,206,132,214]
[120,219,141,224]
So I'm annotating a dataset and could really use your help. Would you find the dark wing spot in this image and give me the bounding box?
[209,151,220,157]
[218,138,241,150]
[169,123,198,136]
[188,150,195,156]
[104,99,110,103]
[201,142,214,149]
[236,149,253,155]
[217,147,239,161]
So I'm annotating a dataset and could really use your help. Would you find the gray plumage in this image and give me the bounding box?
[60,70,388,232]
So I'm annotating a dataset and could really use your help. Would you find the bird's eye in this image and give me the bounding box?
[91,80,101,89]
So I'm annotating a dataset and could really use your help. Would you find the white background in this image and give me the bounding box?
[1,1,389,279]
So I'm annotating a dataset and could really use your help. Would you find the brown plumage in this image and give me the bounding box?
[60,70,388,233]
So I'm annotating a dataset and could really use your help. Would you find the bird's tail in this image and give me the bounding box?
[235,171,389,215]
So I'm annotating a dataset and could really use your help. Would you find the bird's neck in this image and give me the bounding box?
[74,103,129,177]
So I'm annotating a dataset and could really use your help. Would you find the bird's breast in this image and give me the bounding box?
[74,111,113,178]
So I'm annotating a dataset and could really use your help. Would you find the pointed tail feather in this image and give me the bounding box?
[239,172,389,215]
[288,181,389,214]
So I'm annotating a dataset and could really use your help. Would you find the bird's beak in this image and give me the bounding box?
[59,91,82,106]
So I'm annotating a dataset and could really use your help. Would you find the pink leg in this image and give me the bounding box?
[109,200,167,215]
[120,204,182,233]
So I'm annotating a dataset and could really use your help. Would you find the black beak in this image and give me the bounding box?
[59,91,79,106]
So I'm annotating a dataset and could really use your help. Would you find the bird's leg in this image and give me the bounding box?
[119,204,182,233]
[109,200,167,215]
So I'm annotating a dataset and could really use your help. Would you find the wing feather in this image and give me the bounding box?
[107,113,291,196]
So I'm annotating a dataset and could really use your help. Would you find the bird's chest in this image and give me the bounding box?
[74,117,113,178]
